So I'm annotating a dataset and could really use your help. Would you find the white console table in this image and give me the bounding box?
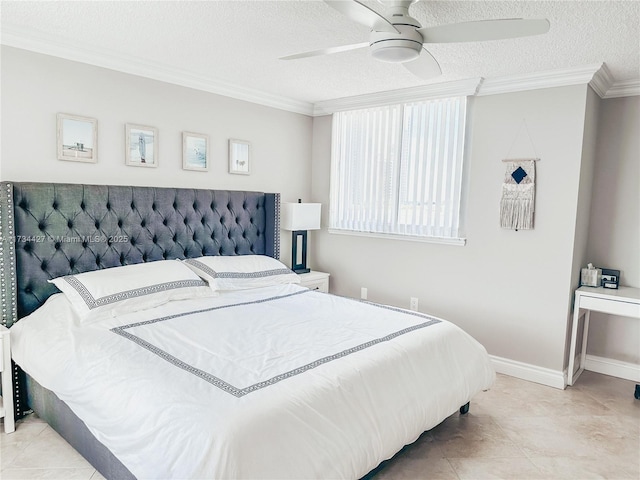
[567,286,640,386]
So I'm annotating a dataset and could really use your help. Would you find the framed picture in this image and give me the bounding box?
[229,138,251,175]
[57,113,97,163]
[126,124,158,167]
[182,132,209,171]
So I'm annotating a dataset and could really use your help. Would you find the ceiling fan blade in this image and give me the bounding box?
[403,47,442,80]
[280,42,369,61]
[325,0,399,33]
[418,18,550,43]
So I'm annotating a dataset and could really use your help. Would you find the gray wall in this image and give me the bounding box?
[0,46,314,266]
[586,95,640,365]
[312,86,592,382]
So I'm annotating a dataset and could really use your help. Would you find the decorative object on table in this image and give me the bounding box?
[281,200,322,274]
[125,124,158,167]
[500,158,538,230]
[57,113,97,163]
[580,263,602,287]
[601,268,620,289]
[229,138,251,175]
[182,132,209,171]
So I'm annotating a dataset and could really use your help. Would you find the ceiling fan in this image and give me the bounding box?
[280,0,550,80]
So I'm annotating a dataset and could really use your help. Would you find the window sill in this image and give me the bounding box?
[328,228,466,246]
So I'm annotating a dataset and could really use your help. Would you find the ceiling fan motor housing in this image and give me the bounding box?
[370,24,423,63]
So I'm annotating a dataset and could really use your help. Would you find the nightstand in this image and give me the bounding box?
[297,271,330,293]
[0,324,15,433]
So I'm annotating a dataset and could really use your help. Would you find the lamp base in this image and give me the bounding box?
[291,230,309,274]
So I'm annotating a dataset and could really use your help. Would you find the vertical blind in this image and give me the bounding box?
[330,96,467,240]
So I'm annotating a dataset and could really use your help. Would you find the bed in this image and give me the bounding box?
[0,182,495,479]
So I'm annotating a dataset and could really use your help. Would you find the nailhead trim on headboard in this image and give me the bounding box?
[0,183,22,417]
[275,193,281,260]
[0,183,17,328]
[267,193,281,260]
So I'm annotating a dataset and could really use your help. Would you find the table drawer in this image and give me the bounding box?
[304,280,329,293]
[580,295,640,318]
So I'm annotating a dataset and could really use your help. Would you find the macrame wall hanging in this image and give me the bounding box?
[500,120,540,230]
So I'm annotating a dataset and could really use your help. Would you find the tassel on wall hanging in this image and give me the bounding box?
[500,158,538,230]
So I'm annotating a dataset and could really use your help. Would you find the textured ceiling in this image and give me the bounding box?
[2,0,639,105]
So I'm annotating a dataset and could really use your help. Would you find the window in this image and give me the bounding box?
[329,96,467,243]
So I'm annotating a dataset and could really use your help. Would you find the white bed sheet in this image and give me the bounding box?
[11,284,495,479]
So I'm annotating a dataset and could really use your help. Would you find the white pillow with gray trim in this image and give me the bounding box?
[49,260,215,322]
[183,255,300,291]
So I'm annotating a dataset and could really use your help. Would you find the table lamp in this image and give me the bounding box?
[281,200,321,274]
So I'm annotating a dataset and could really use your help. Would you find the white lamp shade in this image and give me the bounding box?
[281,202,321,231]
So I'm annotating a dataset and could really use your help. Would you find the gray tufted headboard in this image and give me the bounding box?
[0,182,280,325]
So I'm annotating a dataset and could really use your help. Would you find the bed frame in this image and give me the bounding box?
[0,182,281,479]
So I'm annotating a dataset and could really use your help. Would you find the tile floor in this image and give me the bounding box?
[0,371,638,479]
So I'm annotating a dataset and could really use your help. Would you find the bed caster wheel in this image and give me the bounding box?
[635,384,640,400]
[459,402,470,415]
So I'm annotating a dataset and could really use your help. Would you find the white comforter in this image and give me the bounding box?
[11,284,495,479]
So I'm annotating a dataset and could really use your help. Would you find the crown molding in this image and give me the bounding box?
[589,63,614,98]
[312,78,482,116]
[1,24,315,117]
[312,64,633,115]
[590,62,640,98]
[477,64,604,97]
[3,23,637,118]
[603,79,640,98]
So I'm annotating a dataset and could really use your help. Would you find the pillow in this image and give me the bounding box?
[49,260,215,322]
[183,255,300,291]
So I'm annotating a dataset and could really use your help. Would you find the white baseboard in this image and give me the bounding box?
[584,354,640,382]
[489,354,640,389]
[489,355,566,390]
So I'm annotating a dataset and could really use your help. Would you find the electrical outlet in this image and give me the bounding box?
[410,297,419,311]
[361,287,368,300]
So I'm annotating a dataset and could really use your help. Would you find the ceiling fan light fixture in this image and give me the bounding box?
[370,40,421,63]
[290,1,551,78]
